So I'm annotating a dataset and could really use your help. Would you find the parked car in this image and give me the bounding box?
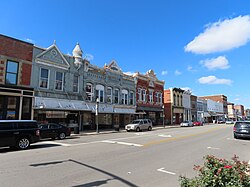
[217,120,225,124]
[125,119,152,132]
[193,121,203,126]
[226,120,234,124]
[39,123,71,140]
[0,120,40,150]
[233,121,250,139]
[180,121,193,127]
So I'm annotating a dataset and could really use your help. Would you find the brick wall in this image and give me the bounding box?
[20,63,32,86]
[0,35,33,62]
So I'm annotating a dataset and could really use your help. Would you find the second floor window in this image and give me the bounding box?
[142,89,146,102]
[39,68,49,89]
[86,83,93,101]
[122,90,128,105]
[96,85,104,103]
[114,89,119,104]
[55,72,63,90]
[138,88,142,101]
[6,60,18,85]
[107,87,112,103]
[73,74,79,93]
[129,92,134,105]
[149,90,153,103]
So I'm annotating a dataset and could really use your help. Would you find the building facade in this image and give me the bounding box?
[31,42,136,130]
[234,105,245,121]
[190,95,197,121]
[133,70,164,125]
[182,90,191,121]
[0,34,34,120]
[164,88,184,125]
[227,102,236,120]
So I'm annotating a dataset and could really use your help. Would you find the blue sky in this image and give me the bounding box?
[1,0,250,108]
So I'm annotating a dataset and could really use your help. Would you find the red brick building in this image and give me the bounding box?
[0,34,34,120]
[133,70,164,125]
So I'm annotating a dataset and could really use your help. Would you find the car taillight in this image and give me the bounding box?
[36,129,40,136]
[68,128,71,133]
[233,127,236,132]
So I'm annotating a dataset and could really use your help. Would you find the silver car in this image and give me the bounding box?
[180,121,193,127]
[125,119,153,132]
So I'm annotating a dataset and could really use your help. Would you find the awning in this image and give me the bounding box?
[34,97,91,111]
[114,108,136,114]
[203,112,211,117]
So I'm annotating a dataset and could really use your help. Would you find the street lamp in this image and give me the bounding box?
[96,98,99,133]
[162,104,165,128]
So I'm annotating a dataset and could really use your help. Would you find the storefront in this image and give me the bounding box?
[136,106,162,125]
[0,85,34,120]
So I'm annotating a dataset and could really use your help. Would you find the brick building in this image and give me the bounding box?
[0,34,34,120]
[234,105,245,120]
[164,88,184,125]
[133,70,164,125]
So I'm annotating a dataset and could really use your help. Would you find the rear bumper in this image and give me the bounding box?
[234,132,250,138]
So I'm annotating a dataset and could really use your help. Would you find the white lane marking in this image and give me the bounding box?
[101,140,143,147]
[207,146,220,150]
[134,132,150,135]
[157,168,176,175]
[158,134,172,138]
[36,141,71,147]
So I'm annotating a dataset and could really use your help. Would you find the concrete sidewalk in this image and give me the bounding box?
[72,124,181,136]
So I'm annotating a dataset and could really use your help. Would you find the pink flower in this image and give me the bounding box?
[224,165,232,169]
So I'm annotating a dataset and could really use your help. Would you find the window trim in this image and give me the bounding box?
[96,84,105,103]
[54,71,64,91]
[5,60,19,85]
[107,87,112,104]
[39,68,50,89]
[86,83,93,101]
[73,74,79,93]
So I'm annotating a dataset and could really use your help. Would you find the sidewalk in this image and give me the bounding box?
[71,124,181,136]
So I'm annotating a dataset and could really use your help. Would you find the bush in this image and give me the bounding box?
[179,155,250,187]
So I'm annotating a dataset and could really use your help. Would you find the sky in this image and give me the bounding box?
[1,0,250,108]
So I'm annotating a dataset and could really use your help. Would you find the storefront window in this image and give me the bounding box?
[22,97,32,120]
[40,68,49,88]
[6,60,18,85]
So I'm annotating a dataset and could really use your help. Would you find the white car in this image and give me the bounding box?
[125,119,152,132]
[225,120,234,124]
[180,121,193,127]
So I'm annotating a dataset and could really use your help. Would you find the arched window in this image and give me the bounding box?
[114,89,119,104]
[96,85,104,102]
[122,89,128,105]
[107,87,112,103]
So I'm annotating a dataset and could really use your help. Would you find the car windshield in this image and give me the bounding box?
[131,120,141,124]
[183,121,189,123]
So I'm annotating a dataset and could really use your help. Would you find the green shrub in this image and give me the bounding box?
[179,155,250,187]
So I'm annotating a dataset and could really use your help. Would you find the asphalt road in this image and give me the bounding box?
[0,124,250,187]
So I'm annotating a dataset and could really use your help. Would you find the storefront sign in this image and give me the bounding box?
[46,111,67,118]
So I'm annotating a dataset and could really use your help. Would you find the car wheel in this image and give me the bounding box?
[136,127,140,132]
[148,126,152,131]
[234,134,238,139]
[59,132,66,140]
[16,137,30,150]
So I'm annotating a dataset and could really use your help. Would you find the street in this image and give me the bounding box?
[1,124,250,187]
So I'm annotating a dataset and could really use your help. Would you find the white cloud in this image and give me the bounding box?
[84,54,94,61]
[200,56,230,70]
[234,98,240,101]
[198,75,232,85]
[124,71,134,76]
[187,66,197,72]
[25,38,35,43]
[185,15,250,54]
[175,70,182,75]
[161,70,168,75]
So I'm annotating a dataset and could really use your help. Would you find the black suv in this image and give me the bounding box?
[0,120,40,150]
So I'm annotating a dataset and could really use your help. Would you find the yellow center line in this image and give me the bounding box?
[143,126,227,147]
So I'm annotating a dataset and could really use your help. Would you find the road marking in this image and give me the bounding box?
[157,168,176,175]
[158,134,172,138]
[101,140,143,147]
[207,146,220,150]
[134,132,150,135]
[36,141,72,147]
[143,126,227,147]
